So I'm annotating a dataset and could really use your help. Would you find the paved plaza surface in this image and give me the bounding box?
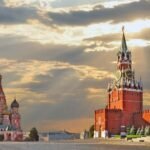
[0,140,150,150]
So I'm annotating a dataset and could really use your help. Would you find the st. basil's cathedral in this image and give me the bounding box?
[94,28,150,138]
[0,75,22,141]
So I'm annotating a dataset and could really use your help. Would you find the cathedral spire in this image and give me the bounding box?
[121,26,127,52]
[0,74,4,94]
[0,74,2,85]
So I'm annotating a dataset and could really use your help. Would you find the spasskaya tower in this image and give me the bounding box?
[94,27,150,138]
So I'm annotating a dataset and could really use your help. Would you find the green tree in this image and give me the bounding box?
[139,126,144,136]
[89,125,94,138]
[29,127,39,141]
[130,125,136,135]
[144,126,150,136]
[126,126,130,135]
[0,134,4,141]
[136,127,141,135]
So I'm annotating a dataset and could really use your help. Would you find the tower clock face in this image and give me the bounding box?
[125,70,133,79]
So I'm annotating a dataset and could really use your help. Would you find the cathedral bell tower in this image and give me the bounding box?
[0,75,7,115]
[0,75,9,125]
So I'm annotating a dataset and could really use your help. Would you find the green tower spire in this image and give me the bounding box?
[121,26,127,52]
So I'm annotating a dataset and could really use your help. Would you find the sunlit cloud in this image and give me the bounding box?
[0,58,115,86]
[84,20,150,39]
[119,19,150,33]
[101,0,140,8]
[5,87,51,105]
[85,46,117,52]
[0,19,149,46]
[86,88,107,103]
[128,39,150,47]
[108,39,150,48]
[4,0,54,9]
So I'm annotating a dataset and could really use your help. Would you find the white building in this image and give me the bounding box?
[39,131,80,142]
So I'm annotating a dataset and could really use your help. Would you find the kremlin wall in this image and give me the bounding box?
[94,28,150,138]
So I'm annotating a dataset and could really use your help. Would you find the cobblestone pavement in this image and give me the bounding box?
[0,141,149,150]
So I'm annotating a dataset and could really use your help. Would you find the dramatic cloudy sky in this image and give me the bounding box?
[0,0,150,132]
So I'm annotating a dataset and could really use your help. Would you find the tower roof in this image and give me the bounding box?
[11,99,19,108]
[121,26,128,52]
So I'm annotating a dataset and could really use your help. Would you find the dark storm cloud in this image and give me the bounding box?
[0,0,4,5]
[0,2,52,26]
[0,39,84,61]
[0,0,149,27]
[0,36,118,71]
[47,0,150,26]
[0,6,38,24]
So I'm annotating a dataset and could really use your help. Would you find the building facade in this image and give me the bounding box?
[39,131,80,141]
[94,28,150,138]
[0,75,23,141]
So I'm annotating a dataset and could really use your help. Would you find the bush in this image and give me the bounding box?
[136,127,141,135]
[139,126,144,136]
[89,125,94,138]
[126,126,130,135]
[130,125,136,135]
[144,126,150,136]
[127,135,141,138]
[29,127,39,141]
[0,134,4,141]
[24,137,31,141]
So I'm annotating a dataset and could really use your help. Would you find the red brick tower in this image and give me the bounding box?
[107,27,143,124]
[94,27,150,138]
